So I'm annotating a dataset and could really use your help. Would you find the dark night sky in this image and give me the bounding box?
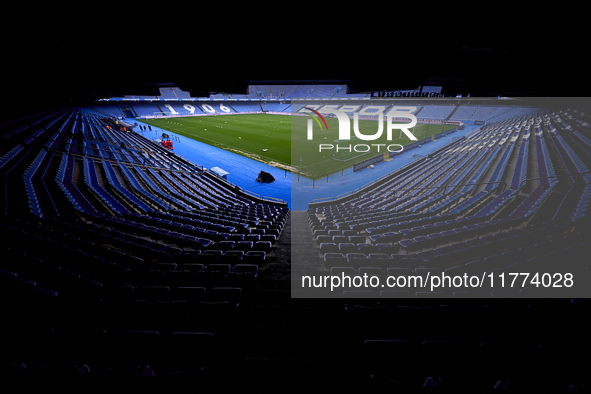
[1,5,586,112]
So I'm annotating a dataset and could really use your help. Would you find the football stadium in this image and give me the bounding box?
[2,20,591,392]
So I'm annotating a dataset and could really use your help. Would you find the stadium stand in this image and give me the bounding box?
[416,105,456,120]
[305,106,590,281]
[1,98,591,392]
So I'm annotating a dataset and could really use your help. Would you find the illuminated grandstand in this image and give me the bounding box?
[2,82,591,392]
[295,102,591,300]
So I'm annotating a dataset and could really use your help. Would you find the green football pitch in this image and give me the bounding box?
[139,114,456,179]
